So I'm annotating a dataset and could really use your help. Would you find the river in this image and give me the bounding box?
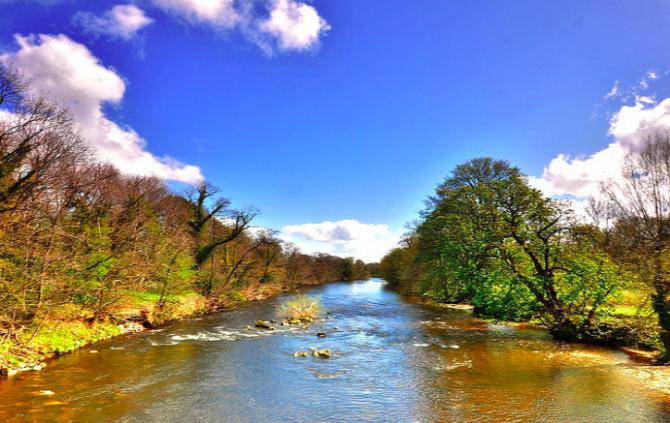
[1,279,669,422]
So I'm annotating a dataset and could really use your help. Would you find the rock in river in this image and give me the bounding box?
[255,320,275,330]
[313,349,332,359]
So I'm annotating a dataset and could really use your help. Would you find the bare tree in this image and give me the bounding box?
[185,182,257,295]
[0,65,82,214]
[604,131,670,362]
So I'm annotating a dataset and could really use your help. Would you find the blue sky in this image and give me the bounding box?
[2,0,670,261]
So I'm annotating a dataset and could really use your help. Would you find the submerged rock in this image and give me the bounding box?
[293,351,309,357]
[313,349,332,359]
[316,332,327,338]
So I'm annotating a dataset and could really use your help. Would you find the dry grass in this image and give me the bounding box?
[279,295,323,321]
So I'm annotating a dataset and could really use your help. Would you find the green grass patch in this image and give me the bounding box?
[26,320,122,355]
[610,305,643,317]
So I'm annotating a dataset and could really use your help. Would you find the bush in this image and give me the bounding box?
[279,295,323,321]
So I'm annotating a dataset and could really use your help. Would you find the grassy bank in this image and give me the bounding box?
[0,282,299,375]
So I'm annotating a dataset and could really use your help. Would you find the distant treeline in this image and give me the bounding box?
[0,66,369,342]
[380,138,670,363]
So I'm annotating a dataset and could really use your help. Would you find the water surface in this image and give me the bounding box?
[1,279,669,422]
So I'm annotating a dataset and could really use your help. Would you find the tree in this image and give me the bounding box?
[0,65,81,214]
[385,157,623,334]
[604,132,670,362]
[185,182,256,295]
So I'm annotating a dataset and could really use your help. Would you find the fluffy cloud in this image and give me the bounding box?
[257,0,331,52]
[531,95,670,199]
[280,219,400,262]
[1,34,203,183]
[74,4,154,40]
[150,0,330,53]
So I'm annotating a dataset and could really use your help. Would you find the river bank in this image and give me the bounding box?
[0,281,328,377]
[415,296,664,362]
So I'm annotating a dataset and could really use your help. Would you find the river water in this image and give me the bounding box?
[1,279,669,422]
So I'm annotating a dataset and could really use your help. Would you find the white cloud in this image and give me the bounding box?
[1,34,203,183]
[528,143,626,198]
[280,219,400,262]
[604,80,619,99]
[150,0,240,27]
[257,0,331,52]
[531,95,670,199]
[74,4,154,40]
[150,0,330,54]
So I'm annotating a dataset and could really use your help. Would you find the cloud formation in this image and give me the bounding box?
[281,219,400,262]
[74,4,154,40]
[1,34,203,183]
[531,75,670,199]
[150,0,330,53]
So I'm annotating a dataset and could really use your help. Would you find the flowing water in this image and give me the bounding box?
[1,279,669,422]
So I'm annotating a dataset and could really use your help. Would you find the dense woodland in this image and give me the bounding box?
[0,66,369,362]
[381,140,670,362]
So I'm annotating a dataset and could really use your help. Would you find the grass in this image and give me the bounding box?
[0,320,123,370]
[279,295,323,321]
[611,305,644,317]
[28,321,122,355]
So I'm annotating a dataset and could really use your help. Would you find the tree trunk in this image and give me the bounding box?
[652,290,670,364]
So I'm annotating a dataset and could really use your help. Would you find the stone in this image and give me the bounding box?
[313,349,332,359]
[316,332,327,338]
[293,351,309,357]
[38,390,55,396]
[255,320,273,329]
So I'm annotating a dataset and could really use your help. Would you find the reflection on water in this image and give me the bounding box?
[1,279,669,422]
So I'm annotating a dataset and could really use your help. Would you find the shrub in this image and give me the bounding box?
[279,295,323,321]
